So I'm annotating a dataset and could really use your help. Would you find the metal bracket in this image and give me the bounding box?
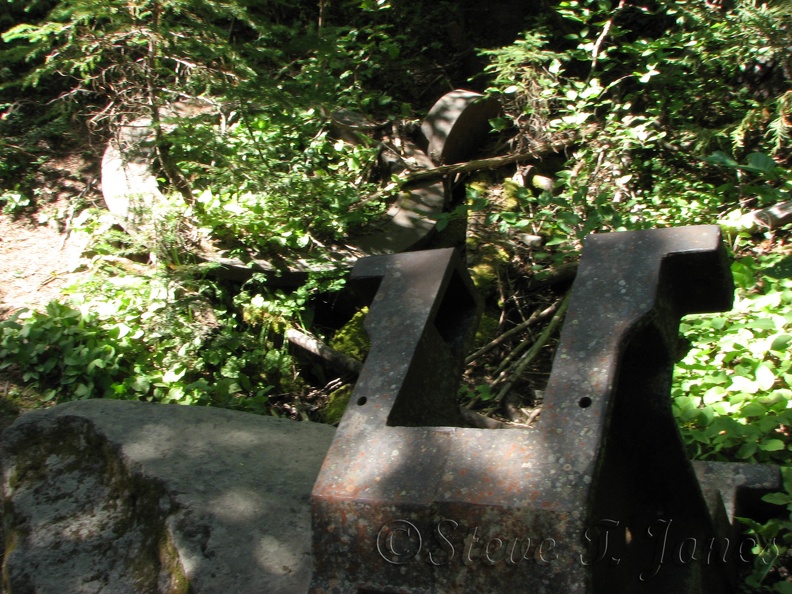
[310,227,760,593]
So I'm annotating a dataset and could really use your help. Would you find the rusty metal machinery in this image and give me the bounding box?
[310,226,779,594]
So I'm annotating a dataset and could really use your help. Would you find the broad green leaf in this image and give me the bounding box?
[760,439,786,452]
[702,386,726,404]
[705,151,739,167]
[708,317,726,330]
[740,402,767,417]
[87,358,106,371]
[772,581,792,594]
[737,442,758,459]
[751,294,782,311]
[729,375,758,394]
[163,365,187,383]
[698,406,716,425]
[75,383,92,398]
[674,395,698,411]
[746,152,777,174]
[758,415,781,433]
[129,376,151,393]
[770,334,792,351]
[756,364,777,391]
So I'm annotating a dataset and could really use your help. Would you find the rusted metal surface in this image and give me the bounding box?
[310,227,758,593]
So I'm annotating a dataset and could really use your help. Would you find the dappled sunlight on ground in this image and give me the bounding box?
[0,153,102,318]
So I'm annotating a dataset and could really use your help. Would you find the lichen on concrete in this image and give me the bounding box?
[1,399,336,594]
[2,415,179,594]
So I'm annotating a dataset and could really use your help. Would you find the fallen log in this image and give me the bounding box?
[401,153,534,185]
[752,200,792,230]
[285,328,363,377]
[402,132,581,185]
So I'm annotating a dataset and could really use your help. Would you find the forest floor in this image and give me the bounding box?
[0,151,104,426]
[0,152,101,315]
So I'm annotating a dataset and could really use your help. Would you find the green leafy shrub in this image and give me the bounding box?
[1,0,397,254]
[1,0,262,122]
[0,265,297,413]
[0,300,142,401]
[171,109,385,256]
[674,251,792,464]
[0,189,31,214]
[739,467,792,592]
[479,0,791,248]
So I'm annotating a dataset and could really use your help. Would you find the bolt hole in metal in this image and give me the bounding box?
[578,396,592,408]
[357,396,368,406]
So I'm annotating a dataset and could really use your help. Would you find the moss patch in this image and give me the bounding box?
[473,312,500,350]
[329,308,370,362]
[467,244,509,297]
[323,384,353,425]
[159,531,192,594]
[500,179,522,211]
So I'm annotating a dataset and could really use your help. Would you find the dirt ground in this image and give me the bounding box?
[0,153,102,318]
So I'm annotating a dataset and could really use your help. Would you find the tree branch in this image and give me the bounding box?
[285,328,363,377]
[402,131,580,186]
[589,0,627,78]
[493,292,570,403]
[466,296,565,365]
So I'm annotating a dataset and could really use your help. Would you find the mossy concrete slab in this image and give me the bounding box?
[348,179,446,256]
[2,399,336,594]
[420,90,501,165]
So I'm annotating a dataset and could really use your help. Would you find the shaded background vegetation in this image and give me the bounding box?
[1,0,792,590]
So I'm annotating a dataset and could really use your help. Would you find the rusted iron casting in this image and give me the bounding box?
[311,227,744,593]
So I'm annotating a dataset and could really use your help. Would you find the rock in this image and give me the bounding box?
[530,174,555,193]
[514,233,543,248]
[101,101,217,233]
[2,400,336,594]
[101,117,164,232]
